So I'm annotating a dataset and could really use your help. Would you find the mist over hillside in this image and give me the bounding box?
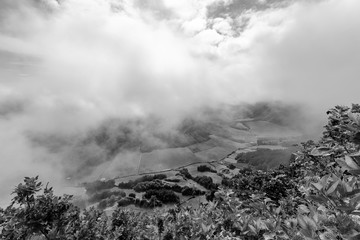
[0,0,360,205]
[24,102,305,180]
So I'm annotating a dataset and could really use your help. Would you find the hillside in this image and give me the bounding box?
[3,105,360,239]
[35,103,306,211]
[26,103,304,183]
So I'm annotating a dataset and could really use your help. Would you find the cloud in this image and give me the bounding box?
[0,0,359,203]
[222,0,360,119]
[261,0,360,107]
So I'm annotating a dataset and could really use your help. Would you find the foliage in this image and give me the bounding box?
[118,174,167,189]
[222,166,302,205]
[143,190,180,205]
[197,165,217,173]
[177,168,193,180]
[1,176,80,239]
[193,176,218,191]
[131,180,192,195]
[181,187,204,197]
[228,164,236,170]
[117,197,135,208]
[133,180,168,193]
[83,179,115,195]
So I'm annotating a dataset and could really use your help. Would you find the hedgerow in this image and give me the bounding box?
[118,174,167,189]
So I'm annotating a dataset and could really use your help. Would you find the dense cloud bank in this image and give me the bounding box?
[0,0,359,204]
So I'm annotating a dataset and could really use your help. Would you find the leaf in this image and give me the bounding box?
[320,175,330,186]
[249,224,257,234]
[320,232,337,240]
[344,124,359,132]
[201,223,210,233]
[308,204,317,219]
[301,228,313,239]
[298,205,310,214]
[326,180,340,195]
[263,233,276,240]
[310,147,332,157]
[303,216,317,231]
[327,162,336,167]
[264,198,273,205]
[335,158,352,170]
[350,151,360,157]
[264,220,276,231]
[297,216,307,230]
[308,195,328,204]
[350,152,360,165]
[255,219,268,230]
[349,234,360,240]
[345,155,360,170]
[348,112,360,125]
[349,211,360,216]
[312,182,324,191]
[275,207,281,215]
[350,193,360,207]
[336,205,355,214]
[343,189,360,198]
[348,169,360,175]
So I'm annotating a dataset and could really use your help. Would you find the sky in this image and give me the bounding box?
[0,0,359,204]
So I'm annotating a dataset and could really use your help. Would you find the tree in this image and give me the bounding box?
[0,176,80,239]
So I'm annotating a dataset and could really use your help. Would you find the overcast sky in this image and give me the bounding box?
[0,0,359,203]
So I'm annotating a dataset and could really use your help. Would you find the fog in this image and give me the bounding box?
[0,0,359,204]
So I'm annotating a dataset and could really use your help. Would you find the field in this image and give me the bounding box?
[139,148,200,173]
[67,118,304,213]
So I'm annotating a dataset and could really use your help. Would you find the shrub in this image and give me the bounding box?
[170,184,183,193]
[197,165,216,173]
[143,189,180,204]
[118,197,135,207]
[177,168,193,179]
[181,186,204,196]
[148,195,163,208]
[134,198,141,206]
[134,179,165,192]
[133,180,184,193]
[118,174,167,189]
[228,164,236,170]
[194,176,218,190]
